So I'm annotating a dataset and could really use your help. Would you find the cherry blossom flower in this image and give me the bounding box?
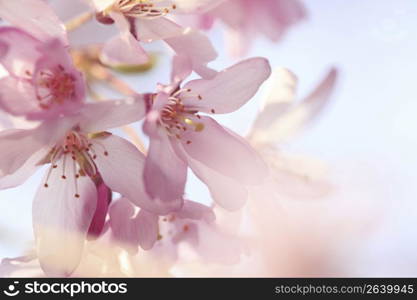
[109,197,243,267]
[0,0,67,44]
[0,98,156,276]
[85,0,218,77]
[109,197,160,254]
[0,27,85,120]
[143,56,271,211]
[0,198,241,277]
[109,197,215,252]
[154,201,243,266]
[191,0,306,56]
[247,67,338,200]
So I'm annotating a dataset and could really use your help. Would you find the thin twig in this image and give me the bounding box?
[65,11,94,32]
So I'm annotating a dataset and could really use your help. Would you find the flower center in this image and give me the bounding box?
[27,65,76,110]
[159,89,205,144]
[114,0,177,19]
[42,130,111,199]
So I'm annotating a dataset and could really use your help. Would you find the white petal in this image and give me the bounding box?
[33,155,97,276]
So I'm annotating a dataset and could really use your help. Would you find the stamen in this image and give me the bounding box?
[61,154,67,179]
[43,147,62,188]
[159,87,207,138]
[33,64,76,111]
[43,130,110,196]
[115,0,177,20]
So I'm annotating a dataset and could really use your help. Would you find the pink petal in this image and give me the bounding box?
[29,38,85,120]
[171,222,199,245]
[198,14,215,30]
[176,200,215,222]
[180,116,268,185]
[174,0,225,13]
[0,40,7,57]
[0,127,48,176]
[0,0,67,43]
[101,12,149,66]
[209,0,245,29]
[144,126,187,209]
[298,68,338,122]
[0,253,38,277]
[224,27,253,57]
[33,155,97,276]
[255,0,306,42]
[0,146,49,189]
[250,68,338,145]
[91,134,176,214]
[135,17,217,77]
[136,209,159,250]
[0,32,85,120]
[185,154,248,211]
[0,76,39,116]
[171,55,192,84]
[85,0,114,11]
[79,96,146,133]
[109,197,140,254]
[164,29,218,78]
[87,179,112,239]
[183,57,271,113]
[0,119,75,176]
[0,27,41,77]
[135,17,184,42]
[101,34,149,66]
[247,67,297,143]
[109,198,158,252]
[192,222,243,264]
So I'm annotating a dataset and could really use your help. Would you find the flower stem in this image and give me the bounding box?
[90,64,137,96]
[65,11,94,32]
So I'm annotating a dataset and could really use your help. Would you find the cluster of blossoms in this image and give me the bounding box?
[0,0,337,277]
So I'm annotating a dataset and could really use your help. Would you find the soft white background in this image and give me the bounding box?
[1,0,417,276]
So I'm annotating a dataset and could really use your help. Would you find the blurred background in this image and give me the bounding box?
[1,0,417,276]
